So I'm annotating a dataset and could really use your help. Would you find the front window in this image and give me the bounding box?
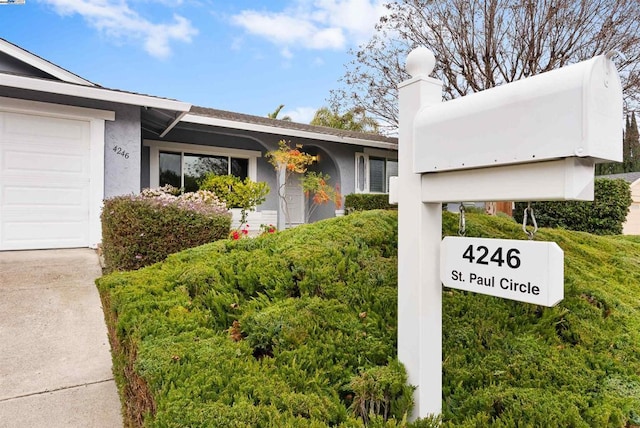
[355,152,398,193]
[159,151,249,192]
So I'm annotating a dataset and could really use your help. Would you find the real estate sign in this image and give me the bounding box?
[441,236,564,307]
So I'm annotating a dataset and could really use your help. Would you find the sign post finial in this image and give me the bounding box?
[406,47,436,78]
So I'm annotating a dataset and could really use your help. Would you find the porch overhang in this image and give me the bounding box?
[181,113,399,151]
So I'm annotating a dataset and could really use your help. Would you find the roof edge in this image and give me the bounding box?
[0,73,192,111]
[182,113,398,150]
[0,38,96,86]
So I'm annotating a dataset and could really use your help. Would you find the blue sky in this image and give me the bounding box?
[1,0,386,123]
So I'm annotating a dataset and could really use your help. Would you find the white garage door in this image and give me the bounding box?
[0,111,91,250]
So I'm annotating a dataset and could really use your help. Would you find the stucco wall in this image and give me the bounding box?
[103,104,141,197]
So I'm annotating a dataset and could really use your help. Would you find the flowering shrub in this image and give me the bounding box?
[101,188,231,272]
[139,186,228,216]
[229,224,250,240]
[140,184,182,198]
[259,224,277,235]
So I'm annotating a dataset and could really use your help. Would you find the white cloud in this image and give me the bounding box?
[282,106,317,124]
[231,0,385,55]
[41,0,198,59]
[281,47,294,59]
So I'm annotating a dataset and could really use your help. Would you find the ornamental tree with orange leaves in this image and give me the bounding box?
[266,140,341,228]
[302,171,341,223]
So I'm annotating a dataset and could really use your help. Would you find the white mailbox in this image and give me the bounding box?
[414,53,623,174]
[398,47,623,421]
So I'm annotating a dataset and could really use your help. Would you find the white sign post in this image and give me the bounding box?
[396,47,623,420]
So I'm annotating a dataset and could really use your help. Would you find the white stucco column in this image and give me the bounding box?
[277,166,287,230]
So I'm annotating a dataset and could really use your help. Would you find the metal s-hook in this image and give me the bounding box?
[522,202,538,240]
[458,203,466,236]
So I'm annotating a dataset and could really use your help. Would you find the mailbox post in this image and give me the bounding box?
[397,47,443,418]
[396,47,622,420]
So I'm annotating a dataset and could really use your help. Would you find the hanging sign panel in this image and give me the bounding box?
[440,236,564,307]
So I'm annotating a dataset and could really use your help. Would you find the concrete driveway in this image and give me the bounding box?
[0,249,122,428]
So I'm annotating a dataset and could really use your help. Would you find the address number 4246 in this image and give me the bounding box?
[462,245,521,269]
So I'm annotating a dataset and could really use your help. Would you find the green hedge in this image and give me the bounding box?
[98,210,640,426]
[98,211,415,427]
[513,178,632,235]
[345,193,396,213]
[101,194,231,272]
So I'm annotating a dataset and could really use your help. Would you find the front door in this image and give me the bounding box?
[284,174,305,227]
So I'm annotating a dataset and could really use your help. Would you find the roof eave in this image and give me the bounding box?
[0,39,96,86]
[182,113,398,151]
[0,73,192,112]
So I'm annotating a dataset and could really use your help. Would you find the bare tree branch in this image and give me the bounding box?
[330,0,640,132]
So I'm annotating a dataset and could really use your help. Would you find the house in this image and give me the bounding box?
[600,172,640,235]
[0,38,398,251]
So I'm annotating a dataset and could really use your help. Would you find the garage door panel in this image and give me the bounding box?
[3,206,88,221]
[1,136,88,153]
[2,221,87,250]
[3,185,87,207]
[2,113,87,144]
[2,150,87,176]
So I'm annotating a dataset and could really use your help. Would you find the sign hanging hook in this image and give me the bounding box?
[458,203,466,236]
[522,202,538,240]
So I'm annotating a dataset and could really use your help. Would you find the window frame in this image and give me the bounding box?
[144,140,260,189]
[355,148,398,194]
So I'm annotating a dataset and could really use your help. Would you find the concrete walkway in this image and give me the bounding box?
[0,249,122,428]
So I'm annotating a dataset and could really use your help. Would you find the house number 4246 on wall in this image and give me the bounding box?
[113,145,130,159]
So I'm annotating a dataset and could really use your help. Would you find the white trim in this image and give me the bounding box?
[0,96,114,121]
[144,140,261,158]
[0,39,96,86]
[149,145,160,188]
[0,97,109,249]
[0,73,192,112]
[159,111,188,138]
[143,139,261,188]
[355,151,398,194]
[364,147,398,159]
[182,113,398,150]
[355,152,369,193]
[89,118,106,248]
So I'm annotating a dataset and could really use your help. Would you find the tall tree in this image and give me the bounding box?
[331,0,640,132]
[267,104,292,121]
[625,112,640,171]
[310,106,380,134]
